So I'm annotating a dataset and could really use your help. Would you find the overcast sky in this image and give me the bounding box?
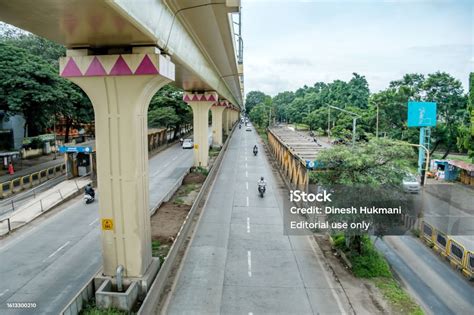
[242,0,473,96]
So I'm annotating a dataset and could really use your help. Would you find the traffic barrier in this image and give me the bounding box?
[420,219,473,281]
[0,163,65,198]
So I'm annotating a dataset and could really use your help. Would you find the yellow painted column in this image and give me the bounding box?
[184,92,217,167]
[210,101,227,147]
[59,48,175,277]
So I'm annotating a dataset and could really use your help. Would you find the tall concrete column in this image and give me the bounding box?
[184,92,217,167]
[60,48,175,277]
[210,101,227,147]
[223,107,230,135]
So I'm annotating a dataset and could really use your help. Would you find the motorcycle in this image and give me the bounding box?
[239,124,241,129]
[258,184,266,198]
[253,147,258,156]
[84,193,95,204]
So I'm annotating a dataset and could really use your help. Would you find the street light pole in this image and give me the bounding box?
[376,103,379,139]
[327,107,331,142]
[396,141,430,186]
[328,105,360,147]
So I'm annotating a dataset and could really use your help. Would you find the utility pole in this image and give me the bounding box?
[376,103,379,139]
[327,107,331,142]
[328,105,360,147]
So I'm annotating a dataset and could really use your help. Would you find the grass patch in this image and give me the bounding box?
[194,166,209,176]
[209,147,221,157]
[334,234,391,278]
[372,278,424,315]
[173,197,184,205]
[256,128,268,144]
[80,299,126,315]
[180,183,197,195]
[152,240,169,265]
[332,234,423,314]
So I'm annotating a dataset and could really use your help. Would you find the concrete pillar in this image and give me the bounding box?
[59,48,175,277]
[210,101,227,147]
[226,107,231,132]
[183,92,217,167]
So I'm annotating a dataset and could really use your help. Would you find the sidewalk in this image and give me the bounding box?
[0,176,90,236]
[0,154,64,183]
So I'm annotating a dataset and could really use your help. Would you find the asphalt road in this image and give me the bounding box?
[0,142,193,314]
[164,128,350,314]
[376,235,474,315]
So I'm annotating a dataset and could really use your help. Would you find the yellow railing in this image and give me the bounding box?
[0,164,66,199]
[267,129,309,192]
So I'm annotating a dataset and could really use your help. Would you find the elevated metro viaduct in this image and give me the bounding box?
[0,0,243,293]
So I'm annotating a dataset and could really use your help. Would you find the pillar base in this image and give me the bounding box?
[94,257,160,302]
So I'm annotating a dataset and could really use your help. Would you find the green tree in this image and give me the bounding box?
[0,43,63,136]
[148,85,192,139]
[245,91,268,113]
[456,73,474,161]
[311,138,415,252]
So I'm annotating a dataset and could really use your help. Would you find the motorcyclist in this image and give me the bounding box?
[85,184,95,199]
[253,145,258,155]
[257,177,267,188]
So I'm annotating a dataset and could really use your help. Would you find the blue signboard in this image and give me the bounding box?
[407,102,437,127]
[59,146,93,154]
[306,160,322,170]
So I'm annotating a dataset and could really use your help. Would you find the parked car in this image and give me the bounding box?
[182,138,193,149]
[402,174,420,193]
[246,126,252,131]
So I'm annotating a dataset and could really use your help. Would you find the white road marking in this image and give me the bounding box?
[246,182,248,190]
[247,250,252,277]
[245,157,248,161]
[43,241,70,262]
[172,156,178,161]
[0,289,9,297]
[249,313,253,315]
[308,237,347,315]
[246,171,248,177]
[247,217,250,233]
[89,218,99,226]
[246,196,249,207]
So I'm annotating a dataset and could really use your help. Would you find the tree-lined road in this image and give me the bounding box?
[0,143,193,314]
[164,128,351,314]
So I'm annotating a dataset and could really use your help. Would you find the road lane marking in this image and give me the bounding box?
[245,157,247,161]
[43,241,70,262]
[247,217,250,233]
[172,156,178,161]
[0,289,9,297]
[247,250,252,277]
[246,196,249,207]
[308,237,347,315]
[89,218,99,226]
[246,182,248,190]
[246,171,248,177]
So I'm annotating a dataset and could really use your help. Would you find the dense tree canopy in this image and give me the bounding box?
[248,71,470,157]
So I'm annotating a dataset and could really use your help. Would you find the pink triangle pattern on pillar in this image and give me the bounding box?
[109,56,133,75]
[61,58,82,77]
[135,55,159,75]
[206,94,217,102]
[183,94,192,102]
[85,56,107,76]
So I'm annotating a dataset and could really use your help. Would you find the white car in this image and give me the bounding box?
[402,175,420,193]
[246,126,252,131]
[182,138,193,149]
